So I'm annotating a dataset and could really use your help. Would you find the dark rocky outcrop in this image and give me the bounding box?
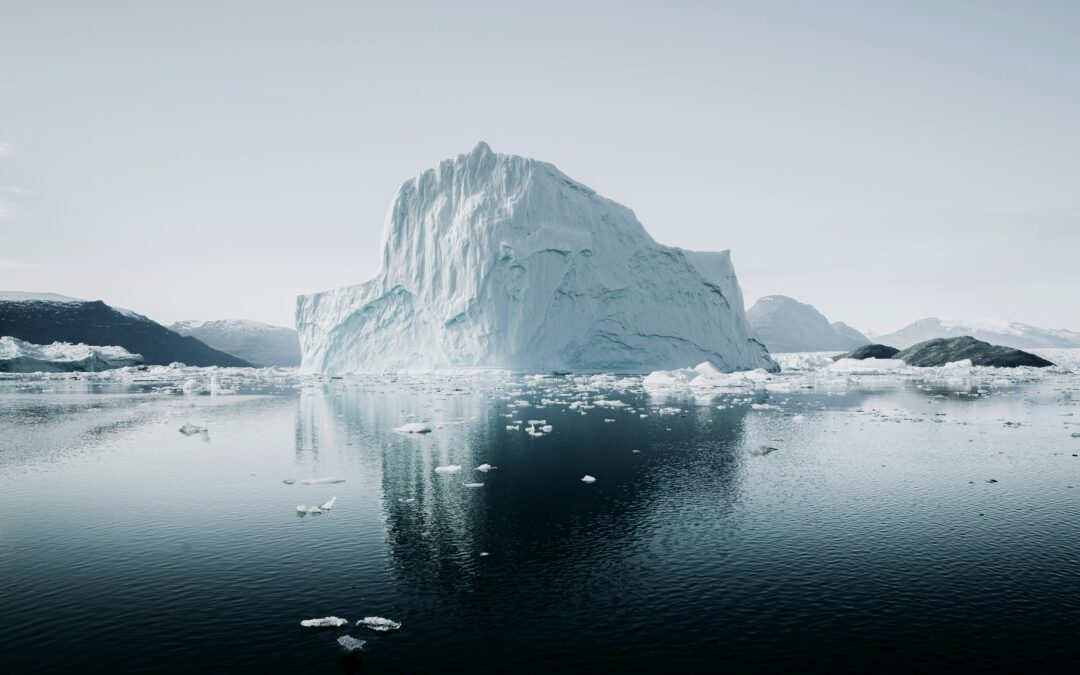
[832,344,901,361]
[893,336,1054,368]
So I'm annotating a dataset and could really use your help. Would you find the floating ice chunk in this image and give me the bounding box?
[301,477,346,485]
[792,415,806,423]
[178,424,206,435]
[320,496,337,510]
[297,505,323,514]
[462,482,485,488]
[505,425,520,431]
[357,616,402,632]
[394,422,432,434]
[826,358,906,373]
[435,465,462,474]
[751,403,773,410]
[337,635,366,652]
[300,616,348,628]
[581,475,597,483]
[283,479,297,485]
[593,399,627,407]
[540,424,553,432]
[475,463,496,472]
[749,445,779,456]
[528,419,547,425]
[603,418,615,423]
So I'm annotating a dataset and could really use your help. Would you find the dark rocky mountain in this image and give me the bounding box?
[832,344,901,361]
[894,336,1054,368]
[0,297,250,367]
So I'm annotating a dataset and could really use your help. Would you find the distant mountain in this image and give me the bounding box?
[0,293,250,367]
[170,319,300,367]
[746,296,869,353]
[876,318,1080,350]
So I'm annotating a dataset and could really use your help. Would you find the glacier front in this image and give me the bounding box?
[296,142,777,375]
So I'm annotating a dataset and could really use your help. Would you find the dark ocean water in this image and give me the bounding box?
[1,373,1079,673]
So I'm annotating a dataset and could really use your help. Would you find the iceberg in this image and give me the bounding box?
[337,635,366,652]
[296,142,776,375]
[0,336,142,372]
[357,616,402,632]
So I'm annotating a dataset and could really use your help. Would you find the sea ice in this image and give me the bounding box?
[582,475,597,483]
[301,477,345,485]
[337,635,366,652]
[462,482,485,488]
[357,616,402,632]
[475,463,496,472]
[300,616,348,628]
[320,496,337,510]
[178,424,206,435]
[434,465,462,474]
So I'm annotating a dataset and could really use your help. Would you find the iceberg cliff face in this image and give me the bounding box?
[297,143,776,374]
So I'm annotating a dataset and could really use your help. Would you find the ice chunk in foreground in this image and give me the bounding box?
[337,635,366,652]
[462,482,485,488]
[582,475,597,483]
[296,505,323,515]
[394,422,432,434]
[0,336,143,373]
[435,465,462,474]
[300,616,348,628]
[295,143,777,374]
[357,616,402,632]
[301,477,345,485]
[178,424,206,436]
[320,496,337,510]
[475,463,496,472]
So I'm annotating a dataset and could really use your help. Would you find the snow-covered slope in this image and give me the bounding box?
[296,142,776,374]
[746,296,869,353]
[877,318,1080,349]
[170,319,300,367]
[0,336,142,372]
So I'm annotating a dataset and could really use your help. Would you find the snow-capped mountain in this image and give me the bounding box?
[876,318,1080,349]
[170,319,300,367]
[0,292,250,367]
[746,295,869,353]
[296,142,776,374]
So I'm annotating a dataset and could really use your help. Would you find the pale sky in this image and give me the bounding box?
[1,0,1077,334]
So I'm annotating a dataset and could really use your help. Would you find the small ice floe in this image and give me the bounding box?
[394,423,432,434]
[435,465,462,474]
[751,403,773,410]
[581,475,597,483]
[749,445,779,456]
[282,479,297,485]
[296,505,324,515]
[540,424,553,432]
[178,424,207,436]
[462,482,485,488]
[506,425,520,431]
[337,635,366,652]
[357,616,402,632]
[301,477,346,485]
[475,463,497,472]
[300,616,348,628]
[320,496,337,510]
[479,552,490,557]
[603,418,615,423]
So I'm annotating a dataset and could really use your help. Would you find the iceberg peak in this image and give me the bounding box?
[297,145,777,375]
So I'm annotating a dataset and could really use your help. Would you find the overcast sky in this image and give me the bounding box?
[1,0,1077,333]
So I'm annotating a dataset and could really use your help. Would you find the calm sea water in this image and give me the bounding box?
[1,370,1079,673]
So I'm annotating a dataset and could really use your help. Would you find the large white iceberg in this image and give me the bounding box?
[296,143,776,375]
[0,336,143,372]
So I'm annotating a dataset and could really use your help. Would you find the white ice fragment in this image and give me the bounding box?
[300,616,348,628]
[462,482,485,488]
[283,479,297,485]
[357,616,402,632]
[505,425,520,431]
[179,424,206,435]
[540,424,553,432]
[435,465,462,474]
[301,477,346,485]
[394,422,432,434]
[475,463,496,472]
[320,496,337,510]
[337,635,366,652]
[581,475,597,483]
[297,505,323,514]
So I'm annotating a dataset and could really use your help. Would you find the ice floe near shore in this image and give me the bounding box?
[0,336,142,372]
